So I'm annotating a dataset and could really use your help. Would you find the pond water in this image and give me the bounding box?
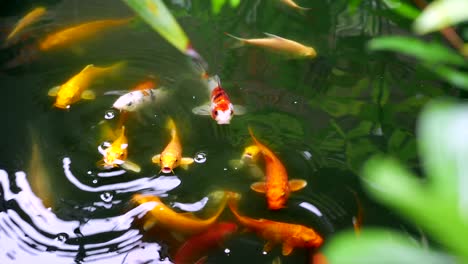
[0,0,440,263]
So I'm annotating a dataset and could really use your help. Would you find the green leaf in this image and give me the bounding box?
[414,0,468,34]
[368,36,466,66]
[349,0,363,13]
[229,0,241,8]
[323,229,456,264]
[380,0,421,20]
[212,0,226,14]
[122,0,189,54]
[424,64,468,90]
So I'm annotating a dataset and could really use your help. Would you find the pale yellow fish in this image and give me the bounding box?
[39,17,133,51]
[7,7,47,41]
[280,0,311,14]
[225,32,317,59]
[48,62,125,109]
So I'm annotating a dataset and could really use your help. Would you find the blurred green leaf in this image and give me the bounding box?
[324,229,456,264]
[414,0,468,34]
[381,0,420,20]
[425,64,468,90]
[211,0,241,14]
[368,36,466,66]
[349,0,363,13]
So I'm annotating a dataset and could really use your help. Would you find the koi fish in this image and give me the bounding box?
[225,32,317,59]
[280,0,311,15]
[6,7,47,42]
[249,128,307,210]
[122,0,204,64]
[228,145,264,180]
[228,192,323,256]
[97,126,141,173]
[39,17,133,51]
[131,191,228,235]
[192,75,246,125]
[48,62,125,109]
[151,118,194,173]
[112,79,168,112]
[173,222,238,264]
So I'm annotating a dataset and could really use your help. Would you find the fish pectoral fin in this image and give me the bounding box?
[121,160,141,173]
[151,154,161,164]
[192,104,211,116]
[281,241,294,256]
[250,182,267,193]
[81,90,96,100]
[143,218,157,231]
[233,105,247,115]
[181,157,194,165]
[47,86,60,96]
[263,241,275,253]
[288,179,307,192]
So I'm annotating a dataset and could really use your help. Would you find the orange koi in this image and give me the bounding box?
[39,17,133,51]
[248,128,307,210]
[151,118,194,173]
[174,222,238,264]
[6,7,46,42]
[225,32,316,59]
[228,192,323,256]
[48,62,125,109]
[131,192,228,236]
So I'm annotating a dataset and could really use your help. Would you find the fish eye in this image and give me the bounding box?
[126,102,132,106]
[214,111,218,116]
[230,110,234,116]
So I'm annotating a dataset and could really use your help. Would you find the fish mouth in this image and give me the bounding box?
[161,167,172,174]
[54,103,70,109]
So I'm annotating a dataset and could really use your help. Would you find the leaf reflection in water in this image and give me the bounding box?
[0,163,180,263]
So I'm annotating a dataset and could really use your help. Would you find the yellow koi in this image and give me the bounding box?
[152,118,194,174]
[7,7,46,42]
[97,126,141,173]
[48,62,125,109]
[225,32,317,59]
[39,17,133,51]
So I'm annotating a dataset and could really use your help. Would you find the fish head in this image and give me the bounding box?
[103,143,128,166]
[53,86,75,109]
[113,92,138,111]
[301,229,324,248]
[159,152,179,173]
[242,145,261,161]
[304,47,317,58]
[212,103,234,125]
[267,189,288,210]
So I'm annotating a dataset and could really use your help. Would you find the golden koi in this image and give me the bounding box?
[39,17,133,51]
[131,191,228,235]
[97,126,141,173]
[249,128,307,210]
[152,118,194,174]
[228,192,323,256]
[48,62,125,109]
[225,32,317,59]
[6,7,46,42]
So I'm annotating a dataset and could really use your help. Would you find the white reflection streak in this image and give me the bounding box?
[63,157,181,194]
[172,197,208,212]
[299,202,323,217]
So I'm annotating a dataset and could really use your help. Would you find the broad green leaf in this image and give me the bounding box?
[229,0,241,8]
[349,0,363,13]
[122,0,189,54]
[324,229,456,264]
[368,36,466,66]
[381,0,421,20]
[425,64,468,90]
[212,0,226,14]
[414,0,468,34]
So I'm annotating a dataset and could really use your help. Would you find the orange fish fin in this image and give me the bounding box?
[192,104,211,116]
[250,182,267,193]
[288,179,307,192]
[132,79,157,92]
[143,218,157,231]
[181,157,194,166]
[263,241,275,253]
[47,86,60,96]
[121,160,141,173]
[81,90,96,100]
[151,154,161,164]
[281,241,294,256]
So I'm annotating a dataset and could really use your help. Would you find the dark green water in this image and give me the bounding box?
[0,0,448,263]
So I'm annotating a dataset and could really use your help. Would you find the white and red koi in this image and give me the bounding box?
[192,75,246,125]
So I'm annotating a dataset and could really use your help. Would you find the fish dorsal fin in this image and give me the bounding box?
[81,90,96,100]
[250,182,267,193]
[263,32,287,41]
[233,105,247,115]
[282,241,294,256]
[151,154,161,164]
[192,104,211,116]
[48,86,61,96]
[132,79,157,92]
[288,179,307,192]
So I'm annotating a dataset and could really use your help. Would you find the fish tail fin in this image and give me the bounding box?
[224,32,246,48]
[248,127,261,146]
[207,75,221,92]
[166,117,177,138]
[227,192,243,219]
[297,6,311,16]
